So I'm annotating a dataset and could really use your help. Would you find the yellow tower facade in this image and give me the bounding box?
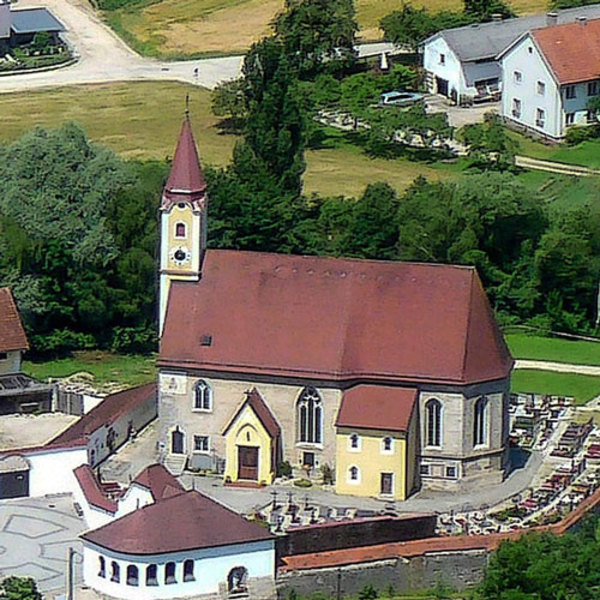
[158,116,208,334]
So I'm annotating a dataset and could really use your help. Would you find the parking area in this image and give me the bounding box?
[425,94,500,128]
[0,494,85,595]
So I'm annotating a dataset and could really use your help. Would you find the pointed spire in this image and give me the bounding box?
[163,108,207,204]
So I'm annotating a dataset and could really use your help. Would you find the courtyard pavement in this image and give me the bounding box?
[0,494,84,595]
[100,422,544,516]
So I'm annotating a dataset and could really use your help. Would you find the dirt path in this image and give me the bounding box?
[515,359,600,375]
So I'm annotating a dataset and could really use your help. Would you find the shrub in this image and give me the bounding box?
[358,584,378,600]
[565,124,600,146]
[293,478,312,488]
[278,460,293,478]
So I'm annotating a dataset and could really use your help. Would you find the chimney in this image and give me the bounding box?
[546,12,558,26]
[578,16,588,26]
[491,13,502,22]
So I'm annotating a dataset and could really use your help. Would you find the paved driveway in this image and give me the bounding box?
[0,494,85,594]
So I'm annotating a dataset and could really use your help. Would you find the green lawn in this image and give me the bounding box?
[511,369,600,405]
[24,351,157,388]
[506,333,600,366]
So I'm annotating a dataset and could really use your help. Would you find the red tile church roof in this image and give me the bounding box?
[81,490,274,554]
[336,386,417,432]
[222,388,281,438]
[0,288,28,353]
[159,251,512,386]
[133,463,185,501]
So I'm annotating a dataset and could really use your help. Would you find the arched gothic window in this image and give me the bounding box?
[227,566,248,593]
[126,565,139,586]
[110,561,120,583]
[146,564,158,586]
[194,380,212,411]
[425,399,442,447]
[297,388,322,444]
[473,397,488,446]
[175,222,186,238]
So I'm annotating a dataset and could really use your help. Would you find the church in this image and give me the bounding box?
[156,116,514,500]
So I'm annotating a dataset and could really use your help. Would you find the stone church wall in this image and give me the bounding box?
[276,550,489,598]
[158,372,343,473]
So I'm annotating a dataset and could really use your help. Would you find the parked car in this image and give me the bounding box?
[379,90,424,107]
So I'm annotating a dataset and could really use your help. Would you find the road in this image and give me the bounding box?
[515,359,600,376]
[0,0,400,94]
[0,0,243,92]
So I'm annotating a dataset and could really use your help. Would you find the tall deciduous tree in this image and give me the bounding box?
[274,0,358,76]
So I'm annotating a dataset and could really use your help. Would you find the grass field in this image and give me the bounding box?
[511,369,600,404]
[506,333,600,366]
[24,352,157,387]
[0,81,456,197]
[103,0,549,57]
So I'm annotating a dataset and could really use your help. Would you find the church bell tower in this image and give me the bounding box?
[158,112,208,335]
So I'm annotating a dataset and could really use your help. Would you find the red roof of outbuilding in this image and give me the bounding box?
[164,116,206,203]
[532,19,600,84]
[133,463,185,501]
[336,386,417,432]
[50,382,157,445]
[74,464,117,513]
[0,288,28,353]
[222,388,281,438]
[81,490,274,555]
[159,251,512,386]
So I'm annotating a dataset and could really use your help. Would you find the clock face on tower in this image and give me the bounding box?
[170,246,191,266]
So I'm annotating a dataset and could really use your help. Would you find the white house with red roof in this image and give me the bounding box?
[499,16,600,139]
[80,469,276,600]
[156,117,513,498]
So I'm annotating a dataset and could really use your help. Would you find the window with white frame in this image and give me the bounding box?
[512,98,522,118]
[297,387,323,444]
[589,81,599,96]
[194,435,210,453]
[566,112,575,125]
[110,561,120,583]
[536,108,545,128]
[194,379,212,411]
[348,433,361,451]
[446,465,457,478]
[536,81,545,95]
[126,565,139,587]
[565,85,576,99]
[425,399,442,447]
[348,465,360,483]
[175,222,187,238]
[473,396,488,446]
[146,565,158,586]
[382,436,394,453]
[183,560,195,582]
[513,70,522,84]
[165,562,177,585]
[98,556,106,578]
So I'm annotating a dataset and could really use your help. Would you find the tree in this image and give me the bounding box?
[210,78,247,130]
[274,0,358,76]
[0,576,42,600]
[380,3,473,52]
[241,38,307,195]
[457,113,519,170]
[463,0,515,21]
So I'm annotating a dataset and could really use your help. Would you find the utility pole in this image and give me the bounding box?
[66,546,75,600]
